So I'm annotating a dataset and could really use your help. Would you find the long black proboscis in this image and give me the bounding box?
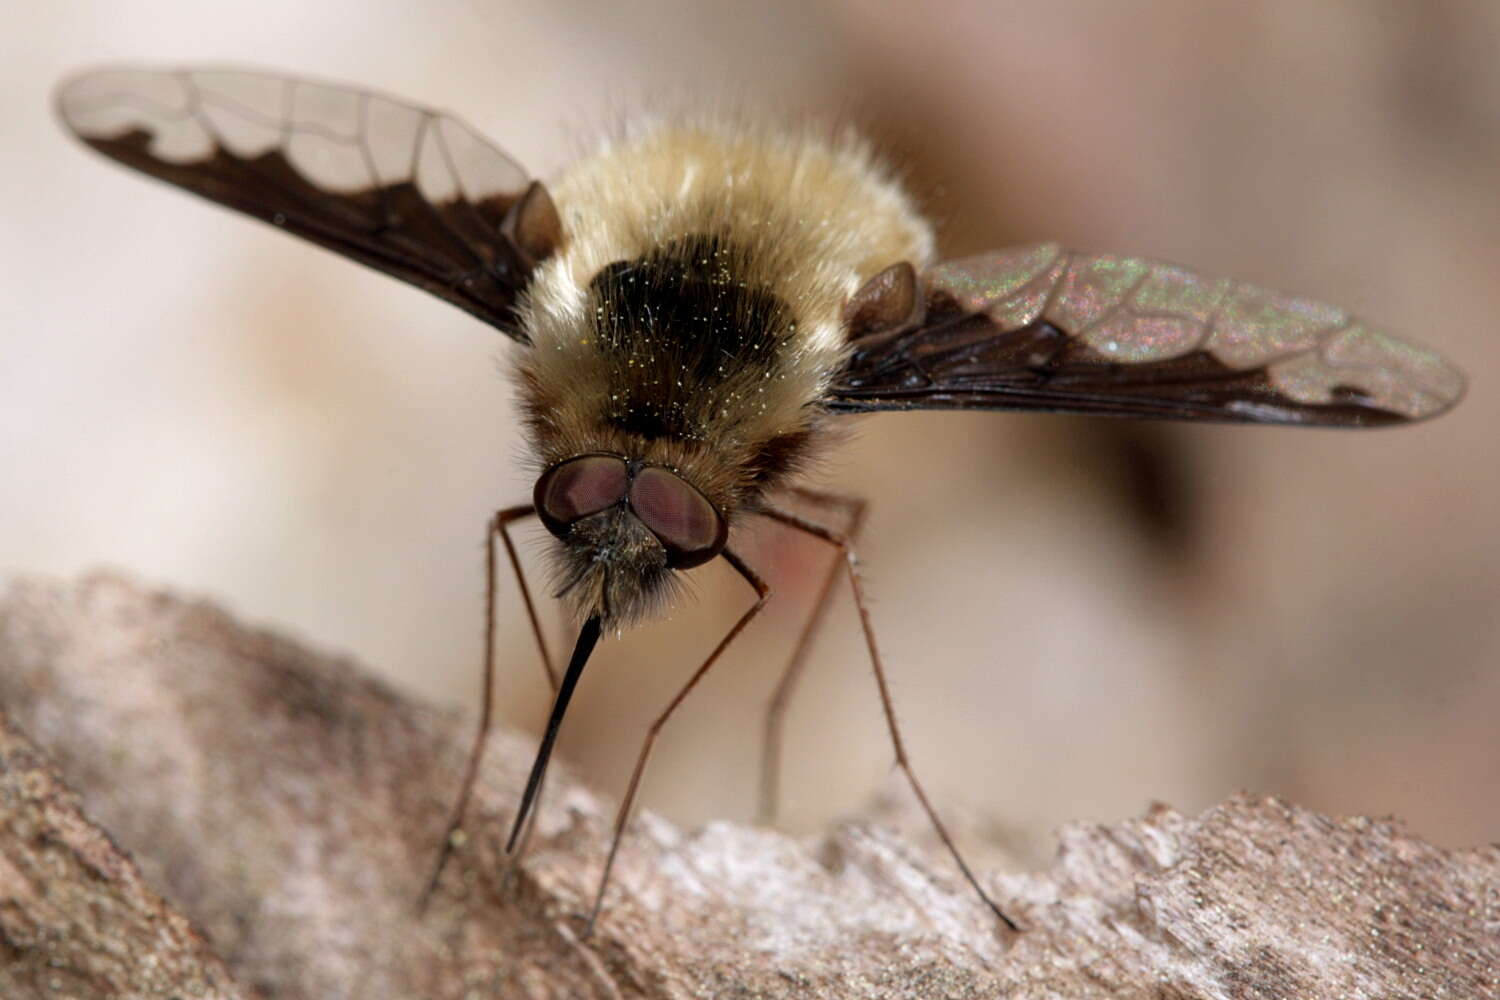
[505,613,603,853]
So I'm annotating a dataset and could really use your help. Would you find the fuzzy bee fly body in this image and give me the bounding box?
[515,119,931,625]
[57,65,1464,937]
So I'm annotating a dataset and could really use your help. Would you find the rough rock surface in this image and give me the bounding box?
[1,573,1496,998]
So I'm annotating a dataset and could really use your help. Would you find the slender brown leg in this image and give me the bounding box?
[489,508,560,886]
[419,504,553,908]
[756,504,1020,933]
[585,549,770,936]
[758,487,867,825]
[499,508,559,695]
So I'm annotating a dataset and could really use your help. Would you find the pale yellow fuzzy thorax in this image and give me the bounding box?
[514,116,932,507]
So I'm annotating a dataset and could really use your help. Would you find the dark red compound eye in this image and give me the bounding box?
[534,454,630,535]
[629,467,727,568]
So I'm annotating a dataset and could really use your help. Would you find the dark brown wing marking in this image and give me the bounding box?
[57,66,539,338]
[827,244,1465,426]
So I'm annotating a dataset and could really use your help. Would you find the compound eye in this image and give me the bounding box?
[629,467,727,569]
[534,455,629,535]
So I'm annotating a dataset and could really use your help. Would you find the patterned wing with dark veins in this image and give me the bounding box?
[57,66,537,338]
[827,244,1465,426]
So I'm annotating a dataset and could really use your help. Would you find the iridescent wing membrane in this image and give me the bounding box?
[56,67,536,337]
[829,244,1465,426]
[58,68,1464,424]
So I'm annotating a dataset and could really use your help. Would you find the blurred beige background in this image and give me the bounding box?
[4,1,1497,867]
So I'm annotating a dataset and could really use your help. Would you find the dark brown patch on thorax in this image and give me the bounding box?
[588,234,794,442]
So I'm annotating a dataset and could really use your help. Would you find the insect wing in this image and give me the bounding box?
[57,66,536,337]
[828,243,1464,426]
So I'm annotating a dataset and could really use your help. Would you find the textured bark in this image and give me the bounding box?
[0,573,1496,999]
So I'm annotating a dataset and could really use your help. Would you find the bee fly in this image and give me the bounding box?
[57,66,1465,935]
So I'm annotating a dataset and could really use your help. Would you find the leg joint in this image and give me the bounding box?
[495,504,536,530]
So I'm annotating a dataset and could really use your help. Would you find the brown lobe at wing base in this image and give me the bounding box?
[844,261,924,341]
[505,180,563,265]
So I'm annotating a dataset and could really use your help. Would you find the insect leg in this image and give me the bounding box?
[491,504,564,887]
[420,504,552,909]
[585,550,770,936]
[756,504,1020,933]
[757,488,867,825]
[500,507,559,695]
